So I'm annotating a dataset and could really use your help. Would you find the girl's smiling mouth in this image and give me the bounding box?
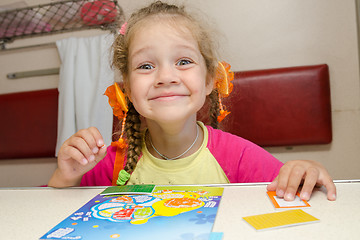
[149,93,188,101]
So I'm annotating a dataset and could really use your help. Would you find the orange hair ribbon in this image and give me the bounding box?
[105,82,128,119]
[214,61,234,122]
[104,82,128,150]
[104,82,129,185]
[104,82,128,149]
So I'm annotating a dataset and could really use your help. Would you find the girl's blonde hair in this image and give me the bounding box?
[112,1,220,174]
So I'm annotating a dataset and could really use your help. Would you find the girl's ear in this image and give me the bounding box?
[205,75,215,96]
[122,74,132,101]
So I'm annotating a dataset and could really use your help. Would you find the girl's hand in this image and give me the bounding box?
[267,160,337,201]
[48,127,107,187]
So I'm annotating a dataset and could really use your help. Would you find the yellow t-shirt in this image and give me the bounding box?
[127,122,229,185]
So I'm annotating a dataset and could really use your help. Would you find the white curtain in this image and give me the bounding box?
[55,34,114,155]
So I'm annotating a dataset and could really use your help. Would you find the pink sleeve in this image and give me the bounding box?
[80,145,117,186]
[207,126,283,183]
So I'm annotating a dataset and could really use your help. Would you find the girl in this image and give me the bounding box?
[48,1,336,202]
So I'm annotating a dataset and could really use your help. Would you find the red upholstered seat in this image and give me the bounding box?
[0,89,58,159]
[198,64,332,146]
[0,64,332,159]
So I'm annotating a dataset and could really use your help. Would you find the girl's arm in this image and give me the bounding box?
[267,160,337,201]
[48,127,107,188]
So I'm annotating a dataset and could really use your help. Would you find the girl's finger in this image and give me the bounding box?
[299,167,319,200]
[318,171,337,201]
[266,176,278,191]
[94,144,107,164]
[88,127,105,148]
[61,145,88,166]
[67,136,95,164]
[74,129,99,154]
[283,164,305,201]
[274,163,292,198]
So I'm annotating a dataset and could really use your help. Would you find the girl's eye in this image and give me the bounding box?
[138,64,154,70]
[176,59,192,66]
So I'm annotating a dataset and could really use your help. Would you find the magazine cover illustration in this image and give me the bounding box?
[41,186,224,240]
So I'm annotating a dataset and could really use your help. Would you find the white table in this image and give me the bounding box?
[0,181,359,239]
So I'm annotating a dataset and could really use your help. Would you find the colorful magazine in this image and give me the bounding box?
[40,185,224,240]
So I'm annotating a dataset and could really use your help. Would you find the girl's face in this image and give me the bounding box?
[126,20,213,125]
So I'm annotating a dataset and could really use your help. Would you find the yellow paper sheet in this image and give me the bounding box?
[243,209,319,231]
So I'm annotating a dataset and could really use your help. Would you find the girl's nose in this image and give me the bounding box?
[154,65,180,86]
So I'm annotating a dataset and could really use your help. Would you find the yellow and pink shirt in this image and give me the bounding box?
[81,122,283,186]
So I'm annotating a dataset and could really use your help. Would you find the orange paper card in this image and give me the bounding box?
[267,191,310,209]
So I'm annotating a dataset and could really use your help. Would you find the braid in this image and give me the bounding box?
[123,102,142,173]
[208,89,220,129]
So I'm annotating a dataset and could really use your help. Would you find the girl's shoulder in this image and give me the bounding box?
[205,125,256,150]
[205,124,276,162]
[205,125,282,183]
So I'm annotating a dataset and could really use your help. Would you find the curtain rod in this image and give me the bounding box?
[1,42,56,52]
[7,68,59,79]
